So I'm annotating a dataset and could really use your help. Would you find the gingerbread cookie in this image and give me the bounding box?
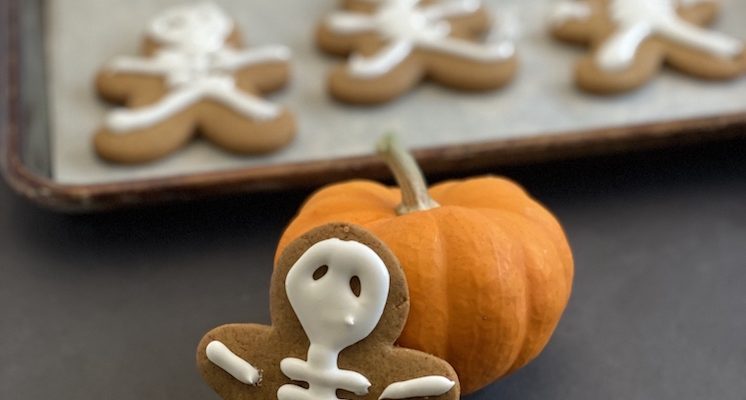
[316,0,518,104]
[197,223,460,400]
[550,0,746,94]
[94,3,295,164]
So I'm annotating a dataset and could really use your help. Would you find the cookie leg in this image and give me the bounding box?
[235,62,291,95]
[328,41,424,104]
[432,2,492,38]
[93,112,194,164]
[576,36,666,94]
[199,102,296,154]
[421,39,518,91]
[549,0,596,45]
[316,13,378,56]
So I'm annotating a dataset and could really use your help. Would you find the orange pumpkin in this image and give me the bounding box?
[276,135,574,394]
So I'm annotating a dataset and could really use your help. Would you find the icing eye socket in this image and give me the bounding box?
[312,265,328,280]
[349,276,361,297]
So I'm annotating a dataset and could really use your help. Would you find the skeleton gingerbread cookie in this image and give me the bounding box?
[551,0,746,94]
[316,0,518,104]
[197,223,460,400]
[94,3,295,164]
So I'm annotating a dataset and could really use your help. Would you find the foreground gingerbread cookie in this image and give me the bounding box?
[94,3,295,164]
[197,223,459,400]
[317,0,518,104]
[551,0,746,94]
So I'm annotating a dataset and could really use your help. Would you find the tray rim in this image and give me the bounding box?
[3,0,746,212]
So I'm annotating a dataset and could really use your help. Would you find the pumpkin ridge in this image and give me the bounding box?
[432,207,528,389]
[431,210,454,366]
[479,208,572,373]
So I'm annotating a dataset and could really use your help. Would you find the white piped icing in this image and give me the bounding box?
[567,0,743,71]
[325,0,514,78]
[103,3,291,132]
[205,340,260,385]
[279,238,389,399]
[379,376,456,399]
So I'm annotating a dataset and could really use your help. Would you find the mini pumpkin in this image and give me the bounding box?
[276,135,574,394]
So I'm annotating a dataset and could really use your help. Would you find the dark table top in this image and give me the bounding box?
[1,138,745,400]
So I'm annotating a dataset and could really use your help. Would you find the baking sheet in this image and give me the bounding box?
[48,0,746,184]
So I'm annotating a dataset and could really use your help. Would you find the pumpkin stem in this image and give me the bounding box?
[376,134,440,215]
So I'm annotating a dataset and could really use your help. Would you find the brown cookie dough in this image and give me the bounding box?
[197,223,460,400]
[550,0,746,94]
[316,0,518,104]
[94,3,295,164]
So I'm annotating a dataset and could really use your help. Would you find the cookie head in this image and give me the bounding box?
[285,238,390,350]
[148,2,233,52]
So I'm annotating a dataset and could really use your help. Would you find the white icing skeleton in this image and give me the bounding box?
[324,0,514,78]
[552,0,743,71]
[104,3,290,133]
[206,238,455,400]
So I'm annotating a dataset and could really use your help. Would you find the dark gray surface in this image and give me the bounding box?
[1,139,745,400]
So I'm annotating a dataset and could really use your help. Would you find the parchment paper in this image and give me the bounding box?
[48,0,746,184]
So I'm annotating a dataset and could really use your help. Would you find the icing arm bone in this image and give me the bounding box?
[215,45,292,71]
[206,340,261,385]
[107,56,176,75]
[379,376,456,400]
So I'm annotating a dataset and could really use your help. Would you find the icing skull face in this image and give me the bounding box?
[148,2,232,53]
[285,239,390,351]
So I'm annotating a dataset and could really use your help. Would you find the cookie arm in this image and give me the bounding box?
[656,17,743,59]
[206,340,261,385]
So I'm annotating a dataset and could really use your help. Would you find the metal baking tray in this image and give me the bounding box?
[2,0,745,212]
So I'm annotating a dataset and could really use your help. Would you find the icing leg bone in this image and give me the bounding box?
[317,0,518,103]
[551,0,746,93]
[94,3,295,164]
